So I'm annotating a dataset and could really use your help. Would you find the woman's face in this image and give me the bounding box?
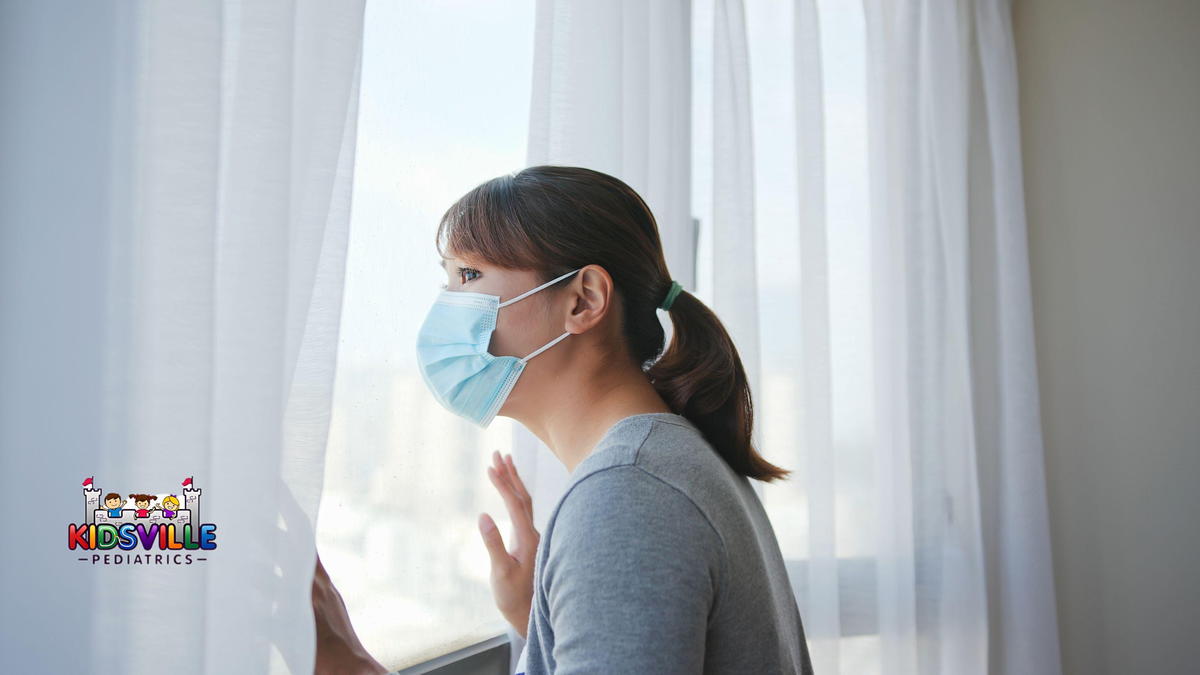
[439,251,576,418]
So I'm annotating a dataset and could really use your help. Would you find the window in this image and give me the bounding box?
[321,0,880,671]
[315,0,536,670]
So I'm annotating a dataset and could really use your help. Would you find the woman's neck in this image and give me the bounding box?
[519,361,671,474]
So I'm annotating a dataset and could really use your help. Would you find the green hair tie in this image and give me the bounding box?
[659,280,683,311]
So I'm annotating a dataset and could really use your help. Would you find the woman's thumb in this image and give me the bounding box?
[478,513,511,569]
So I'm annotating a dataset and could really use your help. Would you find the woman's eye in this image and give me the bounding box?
[458,267,481,284]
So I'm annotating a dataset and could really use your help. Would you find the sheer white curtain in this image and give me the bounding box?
[517,0,1061,673]
[0,2,365,673]
[861,0,1061,672]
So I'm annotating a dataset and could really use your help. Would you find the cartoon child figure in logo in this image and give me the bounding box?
[103,493,124,518]
[160,494,180,519]
[129,493,156,518]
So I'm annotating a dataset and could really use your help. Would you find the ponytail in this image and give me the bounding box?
[647,285,792,483]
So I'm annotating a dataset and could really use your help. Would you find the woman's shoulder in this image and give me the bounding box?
[541,462,726,589]
[534,416,734,619]
[570,411,731,481]
[542,412,745,562]
[555,462,710,532]
[560,412,743,524]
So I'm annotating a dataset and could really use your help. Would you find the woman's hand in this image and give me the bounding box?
[479,450,539,640]
[312,551,388,675]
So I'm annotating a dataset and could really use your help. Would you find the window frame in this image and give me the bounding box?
[389,632,513,675]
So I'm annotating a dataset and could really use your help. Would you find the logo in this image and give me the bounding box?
[70,475,217,565]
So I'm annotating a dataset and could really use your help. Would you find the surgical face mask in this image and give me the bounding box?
[415,268,582,427]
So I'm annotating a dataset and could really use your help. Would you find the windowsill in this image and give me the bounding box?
[389,631,513,675]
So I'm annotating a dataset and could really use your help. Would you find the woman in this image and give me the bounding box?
[311,166,815,674]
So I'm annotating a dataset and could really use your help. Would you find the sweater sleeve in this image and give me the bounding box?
[541,464,725,674]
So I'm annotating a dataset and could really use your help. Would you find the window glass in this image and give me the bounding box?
[315,0,535,669]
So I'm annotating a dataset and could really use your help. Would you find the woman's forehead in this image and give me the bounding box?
[440,249,483,265]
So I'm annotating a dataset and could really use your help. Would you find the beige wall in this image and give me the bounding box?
[1013,0,1200,672]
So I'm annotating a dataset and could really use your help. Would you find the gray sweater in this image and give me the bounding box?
[517,412,814,674]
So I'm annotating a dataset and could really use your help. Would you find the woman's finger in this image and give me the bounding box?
[487,463,534,533]
[477,512,514,572]
[494,454,540,561]
[494,451,533,526]
[503,453,532,507]
[490,450,515,492]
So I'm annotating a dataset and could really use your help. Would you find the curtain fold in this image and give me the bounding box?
[0,2,366,673]
[792,0,840,671]
[969,0,1064,672]
[711,0,766,506]
[863,0,991,669]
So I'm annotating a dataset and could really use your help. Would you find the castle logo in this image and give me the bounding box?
[70,475,218,565]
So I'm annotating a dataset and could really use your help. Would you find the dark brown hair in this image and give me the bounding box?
[435,165,790,482]
[128,493,155,503]
[104,493,121,502]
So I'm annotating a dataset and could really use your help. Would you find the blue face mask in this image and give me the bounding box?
[415,268,582,427]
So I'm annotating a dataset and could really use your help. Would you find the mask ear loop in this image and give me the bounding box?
[497,268,582,308]
[520,330,572,363]
[497,268,580,362]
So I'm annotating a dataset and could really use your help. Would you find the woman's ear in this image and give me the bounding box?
[564,265,614,335]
